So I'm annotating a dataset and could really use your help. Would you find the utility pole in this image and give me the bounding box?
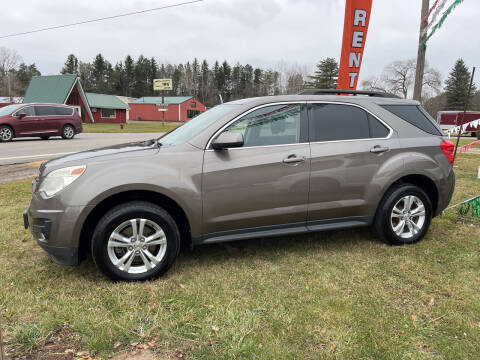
[413,0,429,102]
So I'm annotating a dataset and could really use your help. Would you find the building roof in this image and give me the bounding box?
[23,74,78,104]
[22,74,94,123]
[86,93,129,110]
[130,96,193,105]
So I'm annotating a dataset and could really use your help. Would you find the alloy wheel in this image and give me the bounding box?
[0,127,13,141]
[63,126,74,139]
[107,218,167,274]
[390,195,426,239]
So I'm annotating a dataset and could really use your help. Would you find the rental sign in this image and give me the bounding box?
[337,0,373,90]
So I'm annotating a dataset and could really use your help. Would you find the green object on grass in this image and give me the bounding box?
[458,196,480,217]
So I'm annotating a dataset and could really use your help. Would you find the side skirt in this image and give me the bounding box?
[195,216,372,246]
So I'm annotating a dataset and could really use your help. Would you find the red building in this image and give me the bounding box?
[129,96,206,122]
[86,93,129,123]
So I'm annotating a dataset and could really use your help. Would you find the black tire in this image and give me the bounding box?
[61,124,75,139]
[373,184,432,245]
[0,125,14,142]
[40,136,50,140]
[91,201,180,281]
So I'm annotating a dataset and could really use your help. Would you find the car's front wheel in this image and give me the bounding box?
[61,125,75,139]
[0,125,14,142]
[91,201,180,281]
[373,184,432,245]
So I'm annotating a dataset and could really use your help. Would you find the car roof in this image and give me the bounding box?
[20,103,75,107]
[225,95,419,107]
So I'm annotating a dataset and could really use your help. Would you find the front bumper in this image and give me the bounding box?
[24,190,93,265]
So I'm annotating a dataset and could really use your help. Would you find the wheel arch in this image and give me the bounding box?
[78,190,192,261]
[381,173,439,216]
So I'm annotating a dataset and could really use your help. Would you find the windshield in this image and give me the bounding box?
[0,104,23,116]
[159,104,237,146]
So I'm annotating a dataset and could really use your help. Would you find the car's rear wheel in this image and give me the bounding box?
[91,201,180,281]
[61,125,75,139]
[40,136,50,140]
[0,125,14,142]
[373,184,432,245]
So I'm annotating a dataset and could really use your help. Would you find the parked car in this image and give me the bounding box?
[0,103,82,142]
[24,90,455,281]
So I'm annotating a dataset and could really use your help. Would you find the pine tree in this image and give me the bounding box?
[307,58,339,89]
[92,54,106,93]
[61,54,79,75]
[444,59,476,110]
[124,55,135,97]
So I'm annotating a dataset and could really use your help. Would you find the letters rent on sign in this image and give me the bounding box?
[153,79,173,91]
[337,0,373,90]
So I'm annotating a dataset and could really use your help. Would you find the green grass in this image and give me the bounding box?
[1,155,479,359]
[83,121,180,133]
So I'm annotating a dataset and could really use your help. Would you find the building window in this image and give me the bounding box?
[187,110,201,119]
[101,108,116,118]
[190,102,196,108]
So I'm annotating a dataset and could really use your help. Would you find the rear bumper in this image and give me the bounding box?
[436,169,455,216]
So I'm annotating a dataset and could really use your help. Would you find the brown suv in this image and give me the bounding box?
[0,103,82,142]
[24,91,455,281]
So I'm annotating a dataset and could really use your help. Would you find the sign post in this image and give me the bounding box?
[153,79,173,127]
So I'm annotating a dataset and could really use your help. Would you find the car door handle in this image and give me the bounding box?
[370,145,389,154]
[283,155,306,164]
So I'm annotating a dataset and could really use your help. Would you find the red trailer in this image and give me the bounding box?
[437,111,480,136]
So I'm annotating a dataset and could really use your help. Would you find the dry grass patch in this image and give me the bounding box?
[0,154,479,359]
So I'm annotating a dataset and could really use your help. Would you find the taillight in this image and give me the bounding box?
[440,140,455,165]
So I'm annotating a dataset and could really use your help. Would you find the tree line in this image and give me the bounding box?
[61,54,308,107]
[1,46,478,116]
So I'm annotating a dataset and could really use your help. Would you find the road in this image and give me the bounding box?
[0,132,164,166]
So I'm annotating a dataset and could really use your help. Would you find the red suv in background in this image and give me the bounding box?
[0,103,82,142]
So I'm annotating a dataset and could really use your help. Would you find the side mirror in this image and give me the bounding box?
[17,112,26,118]
[212,132,244,150]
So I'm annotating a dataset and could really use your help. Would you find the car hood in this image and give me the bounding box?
[40,139,160,175]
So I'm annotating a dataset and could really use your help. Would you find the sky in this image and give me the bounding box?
[0,0,479,88]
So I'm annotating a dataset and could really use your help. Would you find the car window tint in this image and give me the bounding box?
[309,104,369,142]
[368,114,390,138]
[35,106,56,116]
[225,104,302,147]
[382,105,443,136]
[53,107,73,116]
[15,106,35,116]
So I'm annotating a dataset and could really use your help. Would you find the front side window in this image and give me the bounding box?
[15,106,35,117]
[309,103,389,142]
[101,108,116,118]
[224,104,304,147]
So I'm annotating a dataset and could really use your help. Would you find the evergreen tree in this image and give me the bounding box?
[444,58,477,110]
[124,55,135,97]
[16,63,41,94]
[92,54,107,93]
[307,57,339,89]
[61,54,79,75]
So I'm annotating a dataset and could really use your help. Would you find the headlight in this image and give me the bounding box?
[38,165,86,197]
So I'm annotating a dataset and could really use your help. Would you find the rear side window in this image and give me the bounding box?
[309,104,389,142]
[35,106,57,116]
[382,105,443,136]
[53,107,73,116]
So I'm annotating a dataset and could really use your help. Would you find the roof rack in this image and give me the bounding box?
[298,89,400,98]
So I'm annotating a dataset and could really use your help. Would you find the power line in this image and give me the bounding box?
[0,0,204,39]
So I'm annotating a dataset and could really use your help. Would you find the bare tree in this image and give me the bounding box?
[0,47,21,99]
[361,59,441,99]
